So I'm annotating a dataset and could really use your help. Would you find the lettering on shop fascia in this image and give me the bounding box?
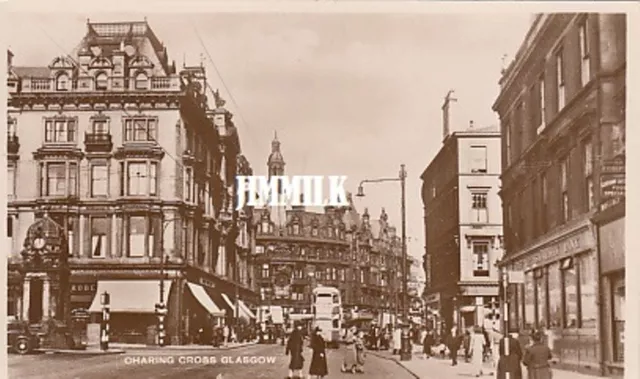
[71,284,97,293]
[509,229,593,271]
[199,278,216,288]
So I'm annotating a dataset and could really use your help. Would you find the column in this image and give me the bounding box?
[42,278,50,320]
[78,215,85,258]
[476,297,485,327]
[111,214,117,258]
[22,278,31,321]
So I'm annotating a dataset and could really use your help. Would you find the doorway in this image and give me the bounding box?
[29,278,43,324]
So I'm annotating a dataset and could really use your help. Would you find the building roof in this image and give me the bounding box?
[12,66,50,78]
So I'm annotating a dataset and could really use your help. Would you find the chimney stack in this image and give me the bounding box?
[442,90,459,142]
[7,50,14,69]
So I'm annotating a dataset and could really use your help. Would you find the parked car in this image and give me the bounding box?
[7,318,40,354]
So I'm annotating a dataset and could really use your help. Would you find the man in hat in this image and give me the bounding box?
[285,323,304,379]
[496,328,523,379]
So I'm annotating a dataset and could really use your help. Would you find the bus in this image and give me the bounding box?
[311,286,342,348]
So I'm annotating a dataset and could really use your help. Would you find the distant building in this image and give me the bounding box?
[493,13,626,376]
[421,95,503,333]
[6,20,256,346]
[252,135,410,326]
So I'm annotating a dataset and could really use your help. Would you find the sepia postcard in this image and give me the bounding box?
[0,1,637,378]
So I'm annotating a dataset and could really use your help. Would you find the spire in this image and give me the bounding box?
[268,130,285,176]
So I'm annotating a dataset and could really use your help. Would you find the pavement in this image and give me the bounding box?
[368,344,608,379]
[36,341,257,355]
[8,341,416,379]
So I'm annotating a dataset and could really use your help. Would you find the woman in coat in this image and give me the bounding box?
[469,326,486,377]
[523,331,553,379]
[463,330,472,362]
[309,327,328,379]
[422,330,435,359]
[497,332,524,379]
[392,326,402,355]
[341,326,358,373]
[353,329,367,373]
[285,324,305,379]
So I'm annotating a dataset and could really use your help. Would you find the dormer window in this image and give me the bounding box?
[56,73,70,91]
[95,72,108,91]
[135,72,148,90]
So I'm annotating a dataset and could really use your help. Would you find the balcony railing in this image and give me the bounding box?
[84,132,113,152]
[17,76,182,94]
[7,134,19,155]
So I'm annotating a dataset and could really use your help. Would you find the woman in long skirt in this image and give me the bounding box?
[285,324,305,379]
[341,326,358,373]
[469,326,486,377]
[353,330,367,373]
[309,327,328,379]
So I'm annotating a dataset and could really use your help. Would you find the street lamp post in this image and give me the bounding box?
[356,164,411,361]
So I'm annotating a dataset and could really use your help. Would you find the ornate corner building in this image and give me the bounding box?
[252,135,411,326]
[6,20,257,346]
[493,14,626,376]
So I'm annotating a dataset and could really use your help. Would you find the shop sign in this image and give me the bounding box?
[600,157,625,211]
[199,278,216,288]
[71,283,96,294]
[512,231,592,270]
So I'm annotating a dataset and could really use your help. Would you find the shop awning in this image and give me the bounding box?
[221,293,235,310]
[237,300,256,319]
[269,306,284,324]
[88,280,172,313]
[289,313,313,321]
[187,283,225,317]
[460,305,477,313]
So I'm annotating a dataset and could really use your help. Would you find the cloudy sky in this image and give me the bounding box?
[6,8,533,261]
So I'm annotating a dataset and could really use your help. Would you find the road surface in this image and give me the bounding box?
[8,344,416,379]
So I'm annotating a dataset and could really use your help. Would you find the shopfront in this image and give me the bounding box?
[504,221,599,372]
[598,215,625,376]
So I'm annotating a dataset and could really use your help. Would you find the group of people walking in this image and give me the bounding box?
[284,323,329,379]
[421,325,553,379]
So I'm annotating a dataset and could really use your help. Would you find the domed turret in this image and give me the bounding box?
[267,131,285,176]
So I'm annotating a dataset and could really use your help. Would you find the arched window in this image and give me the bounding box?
[134,72,148,90]
[56,73,69,91]
[95,72,108,91]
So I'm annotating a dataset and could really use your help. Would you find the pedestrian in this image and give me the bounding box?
[285,323,305,379]
[482,326,491,362]
[223,324,230,347]
[497,331,523,379]
[463,329,472,362]
[341,326,358,373]
[446,326,462,366]
[469,326,486,377]
[392,325,402,355]
[422,329,435,359]
[309,327,328,379]
[354,329,367,373]
[522,330,553,379]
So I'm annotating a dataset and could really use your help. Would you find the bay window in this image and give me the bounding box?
[40,161,78,197]
[124,117,157,142]
[120,160,158,196]
[45,118,76,143]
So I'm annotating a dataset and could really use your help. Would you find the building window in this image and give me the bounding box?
[561,158,569,222]
[579,19,591,86]
[135,72,148,90]
[523,271,535,329]
[120,161,157,196]
[95,72,108,91]
[579,254,597,329]
[584,139,594,210]
[127,216,152,257]
[184,167,194,202]
[561,258,578,328]
[504,122,511,166]
[292,224,300,235]
[471,191,488,223]
[7,165,16,197]
[56,73,69,91]
[537,74,546,134]
[91,217,108,258]
[472,242,489,277]
[556,50,565,111]
[535,268,547,329]
[92,119,109,134]
[40,162,78,197]
[124,118,157,142]
[470,146,488,173]
[45,119,76,143]
[541,173,548,233]
[312,227,319,237]
[548,262,562,328]
[90,164,108,197]
[612,273,625,362]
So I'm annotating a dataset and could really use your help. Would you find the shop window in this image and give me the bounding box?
[535,268,548,329]
[579,254,597,329]
[612,273,625,362]
[561,258,579,328]
[547,262,562,328]
[523,271,535,329]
